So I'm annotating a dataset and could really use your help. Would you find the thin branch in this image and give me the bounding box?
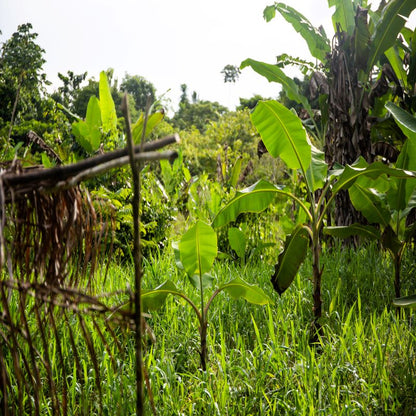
[53,150,178,190]
[27,130,63,165]
[1,133,180,188]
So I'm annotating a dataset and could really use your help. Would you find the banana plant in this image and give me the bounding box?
[212,100,416,335]
[242,0,416,144]
[71,71,118,154]
[325,102,416,298]
[141,220,270,370]
[72,71,164,155]
[242,1,416,228]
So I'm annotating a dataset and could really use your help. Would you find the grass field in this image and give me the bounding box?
[3,243,416,415]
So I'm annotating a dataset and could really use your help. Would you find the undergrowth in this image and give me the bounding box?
[4,243,416,415]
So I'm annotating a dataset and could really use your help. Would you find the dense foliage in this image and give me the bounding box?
[1,1,416,413]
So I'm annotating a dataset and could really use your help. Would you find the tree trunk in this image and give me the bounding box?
[325,30,373,227]
[200,321,208,371]
[394,254,401,299]
[311,234,323,343]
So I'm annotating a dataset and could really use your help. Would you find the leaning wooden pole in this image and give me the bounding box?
[121,93,144,414]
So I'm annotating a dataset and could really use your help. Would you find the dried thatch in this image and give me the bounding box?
[0,133,179,414]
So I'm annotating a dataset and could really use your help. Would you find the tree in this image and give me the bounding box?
[212,99,415,334]
[0,23,48,140]
[221,64,241,83]
[237,94,272,111]
[172,84,228,133]
[120,74,156,113]
[325,1,416,225]
[242,0,416,226]
[51,70,88,108]
[71,78,99,118]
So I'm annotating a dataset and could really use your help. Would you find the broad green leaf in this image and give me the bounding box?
[263,5,277,21]
[385,102,416,140]
[349,183,391,226]
[132,111,164,144]
[367,0,416,73]
[41,153,53,168]
[271,225,309,295]
[328,0,355,33]
[188,273,215,291]
[251,100,311,173]
[385,46,407,87]
[99,71,117,133]
[241,59,313,116]
[228,227,246,259]
[160,159,173,186]
[305,144,328,191]
[389,138,416,211]
[212,180,286,228]
[385,103,416,210]
[84,95,102,152]
[269,3,330,62]
[229,157,242,188]
[353,168,391,194]
[85,95,102,130]
[400,27,413,45]
[324,224,381,240]
[172,240,183,269]
[393,294,416,308]
[72,121,93,153]
[332,159,416,194]
[142,280,182,311]
[72,95,102,154]
[219,277,271,305]
[179,221,217,277]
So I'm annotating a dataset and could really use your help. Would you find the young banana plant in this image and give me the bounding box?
[141,220,270,370]
[325,102,416,299]
[212,100,416,337]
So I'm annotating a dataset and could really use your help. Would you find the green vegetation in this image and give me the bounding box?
[4,247,416,414]
[143,220,270,371]
[1,0,416,414]
[212,99,415,336]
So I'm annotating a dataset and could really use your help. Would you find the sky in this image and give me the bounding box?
[1,1,415,113]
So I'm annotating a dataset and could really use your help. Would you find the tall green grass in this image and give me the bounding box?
[4,243,416,415]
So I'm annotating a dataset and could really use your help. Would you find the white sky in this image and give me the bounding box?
[1,1,415,113]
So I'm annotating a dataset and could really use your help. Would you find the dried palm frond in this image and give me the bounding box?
[6,186,110,288]
[0,133,179,414]
[0,179,124,414]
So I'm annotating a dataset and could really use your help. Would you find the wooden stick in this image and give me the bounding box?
[1,133,180,188]
[122,93,145,415]
[53,150,177,190]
